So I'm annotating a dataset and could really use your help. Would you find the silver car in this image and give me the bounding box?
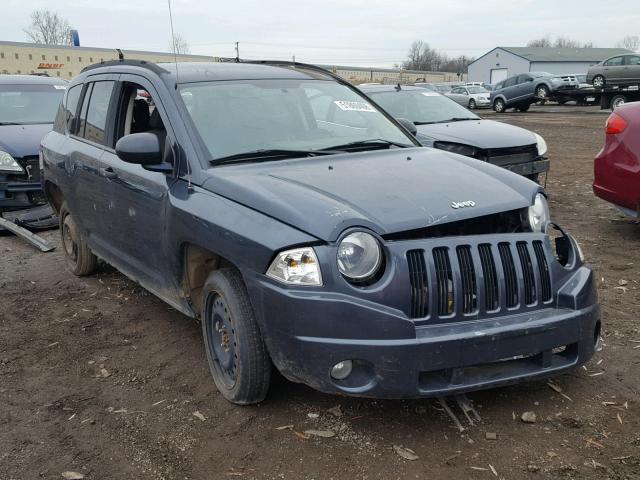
[587,54,640,88]
[445,85,491,109]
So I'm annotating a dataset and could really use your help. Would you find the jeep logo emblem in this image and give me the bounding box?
[451,200,476,209]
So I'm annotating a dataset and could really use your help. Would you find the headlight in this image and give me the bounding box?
[433,142,477,158]
[266,247,322,286]
[0,151,23,173]
[534,133,547,156]
[528,193,550,232]
[337,231,383,281]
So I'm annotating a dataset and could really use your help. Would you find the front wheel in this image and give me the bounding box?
[536,85,549,99]
[468,98,476,109]
[59,202,97,276]
[201,269,271,405]
[493,98,506,113]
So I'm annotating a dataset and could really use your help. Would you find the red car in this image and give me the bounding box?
[593,103,640,218]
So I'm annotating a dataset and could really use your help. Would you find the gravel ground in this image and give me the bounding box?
[1,105,639,480]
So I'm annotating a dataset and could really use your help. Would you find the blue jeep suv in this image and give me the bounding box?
[41,60,600,404]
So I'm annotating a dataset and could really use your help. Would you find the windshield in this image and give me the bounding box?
[0,84,65,124]
[368,90,479,125]
[467,86,488,94]
[576,74,587,83]
[178,79,414,162]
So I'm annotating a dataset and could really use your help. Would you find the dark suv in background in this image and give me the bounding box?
[491,72,578,112]
[0,75,66,214]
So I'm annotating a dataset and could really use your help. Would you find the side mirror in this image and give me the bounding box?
[115,133,162,165]
[397,118,418,136]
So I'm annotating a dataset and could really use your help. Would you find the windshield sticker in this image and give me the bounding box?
[334,100,376,112]
[53,85,67,90]
[421,92,439,97]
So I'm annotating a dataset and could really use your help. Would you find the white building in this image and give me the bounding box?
[468,47,633,84]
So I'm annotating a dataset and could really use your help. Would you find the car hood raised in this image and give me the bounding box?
[0,124,53,158]
[202,147,538,242]
[416,119,537,150]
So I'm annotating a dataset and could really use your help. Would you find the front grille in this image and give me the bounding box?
[406,239,553,321]
[482,144,538,167]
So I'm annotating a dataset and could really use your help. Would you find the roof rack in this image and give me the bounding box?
[80,58,171,75]
[240,60,348,85]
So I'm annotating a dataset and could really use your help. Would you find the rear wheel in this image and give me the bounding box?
[493,98,506,113]
[201,269,271,404]
[59,202,97,276]
[592,75,605,88]
[468,98,476,110]
[610,94,626,110]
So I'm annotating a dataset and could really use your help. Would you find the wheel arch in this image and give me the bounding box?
[44,180,64,214]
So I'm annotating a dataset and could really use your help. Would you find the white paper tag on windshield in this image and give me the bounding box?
[421,92,439,96]
[334,100,376,112]
[53,85,67,90]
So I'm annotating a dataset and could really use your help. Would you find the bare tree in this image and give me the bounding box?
[170,34,190,55]
[24,9,72,45]
[527,37,552,48]
[403,40,473,73]
[527,36,594,48]
[617,35,640,51]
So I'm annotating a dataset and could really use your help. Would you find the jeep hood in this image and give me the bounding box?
[203,147,538,242]
[416,119,537,150]
[0,124,53,158]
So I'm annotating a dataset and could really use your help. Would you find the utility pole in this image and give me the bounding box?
[235,42,240,61]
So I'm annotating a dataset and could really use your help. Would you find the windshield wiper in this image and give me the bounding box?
[414,117,474,125]
[319,139,413,151]
[0,122,23,126]
[211,148,339,165]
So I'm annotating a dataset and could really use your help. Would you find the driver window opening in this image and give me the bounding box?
[117,83,169,162]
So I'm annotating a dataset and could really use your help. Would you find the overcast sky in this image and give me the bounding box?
[3,0,639,67]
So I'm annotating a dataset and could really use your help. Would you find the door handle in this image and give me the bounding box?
[100,167,118,179]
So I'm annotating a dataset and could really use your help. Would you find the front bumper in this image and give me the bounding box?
[246,233,599,399]
[0,174,45,212]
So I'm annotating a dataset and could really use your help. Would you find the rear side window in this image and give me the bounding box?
[64,84,82,133]
[84,81,115,145]
[516,74,531,84]
[626,56,640,66]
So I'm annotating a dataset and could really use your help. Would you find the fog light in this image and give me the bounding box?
[330,360,353,380]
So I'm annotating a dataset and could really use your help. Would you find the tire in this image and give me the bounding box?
[468,99,476,110]
[536,85,549,99]
[610,94,626,111]
[59,202,97,276]
[517,104,530,112]
[557,99,567,105]
[592,75,605,89]
[201,268,271,405]
[493,98,506,113]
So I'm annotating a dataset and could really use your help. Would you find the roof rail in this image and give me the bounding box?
[80,58,171,75]
[240,59,348,85]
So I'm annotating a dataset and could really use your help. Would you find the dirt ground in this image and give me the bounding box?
[1,105,639,480]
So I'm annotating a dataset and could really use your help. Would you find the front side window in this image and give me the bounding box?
[179,79,413,162]
[503,77,517,88]
[467,86,488,94]
[626,56,640,66]
[605,56,623,66]
[0,83,65,125]
[83,81,115,145]
[369,90,478,125]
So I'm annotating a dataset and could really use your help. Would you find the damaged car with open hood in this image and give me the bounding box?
[41,60,601,404]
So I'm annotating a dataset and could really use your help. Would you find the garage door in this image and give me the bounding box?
[490,68,508,84]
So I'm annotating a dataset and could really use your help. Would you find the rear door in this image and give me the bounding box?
[500,76,518,102]
[65,76,119,240]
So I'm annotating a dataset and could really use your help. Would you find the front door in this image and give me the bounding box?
[95,74,176,290]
